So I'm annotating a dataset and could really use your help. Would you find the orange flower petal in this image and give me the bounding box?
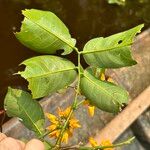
[47,124,57,131]
[63,107,71,117]
[100,73,106,81]
[100,139,114,150]
[83,100,95,117]
[61,132,69,144]
[69,118,81,129]
[56,130,60,137]
[107,77,115,84]
[57,107,71,118]
[45,113,58,124]
[83,100,90,105]
[88,105,95,117]
[49,130,56,137]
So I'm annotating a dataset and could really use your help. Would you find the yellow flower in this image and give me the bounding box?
[89,137,114,150]
[57,106,71,118]
[107,77,115,84]
[99,72,115,84]
[49,129,60,138]
[100,73,106,81]
[69,118,81,130]
[84,100,95,117]
[45,113,58,124]
[47,124,57,131]
[100,139,114,150]
[89,137,98,147]
[61,131,69,144]
[46,107,81,144]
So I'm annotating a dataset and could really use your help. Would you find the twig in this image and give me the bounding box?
[60,137,135,150]
[54,48,82,148]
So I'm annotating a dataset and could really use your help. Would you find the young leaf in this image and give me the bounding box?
[82,24,144,68]
[80,68,129,113]
[4,87,45,136]
[18,55,77,99]
[15,9,76,55]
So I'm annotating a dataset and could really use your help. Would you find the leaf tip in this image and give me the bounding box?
[137,24,144,33]
[139,23,144,28]
[22,9,30,15]
[133,60,137,65]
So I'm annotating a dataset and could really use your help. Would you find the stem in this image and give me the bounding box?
[55,109,74,146]
[74,47,79,53]
[79,137,135,150]
[76,100,85,108]
[44,139,53,148]
[54,48,82,148]
[39,129,58,139]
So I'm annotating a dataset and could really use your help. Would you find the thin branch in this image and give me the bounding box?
[54,48,81,147]
[76,100,85,108]
[60,137,135,150]
[82,137,135,150]
[39,128,58,139]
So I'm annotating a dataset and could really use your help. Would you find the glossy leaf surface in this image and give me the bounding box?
[83,24,144,68]
[80,68,129,113]
[18,55,77,99]
[15,9,76,55]
[4,87,45,136]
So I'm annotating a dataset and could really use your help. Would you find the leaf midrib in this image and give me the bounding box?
[20,68,76,79]
[20,103,43,135]
[82,44,131,54]
[25,16,75,50]
[13,93,43,136]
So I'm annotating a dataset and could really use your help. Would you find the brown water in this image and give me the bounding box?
[0,0,150,121]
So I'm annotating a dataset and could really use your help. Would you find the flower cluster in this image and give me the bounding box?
[46,107,81,143]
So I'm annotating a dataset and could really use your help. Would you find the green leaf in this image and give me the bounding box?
[108,0,125,5]
[82,24,144,68]
[4,87,45,136]
[15,9,76,55]
[18,55,77,99]
[80,68,129,113]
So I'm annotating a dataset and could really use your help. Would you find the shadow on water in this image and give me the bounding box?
[0,0,150,122]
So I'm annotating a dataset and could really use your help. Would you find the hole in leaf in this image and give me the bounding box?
[121,103,127,110]
[18,64,26,72]
[118,40,123,44]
